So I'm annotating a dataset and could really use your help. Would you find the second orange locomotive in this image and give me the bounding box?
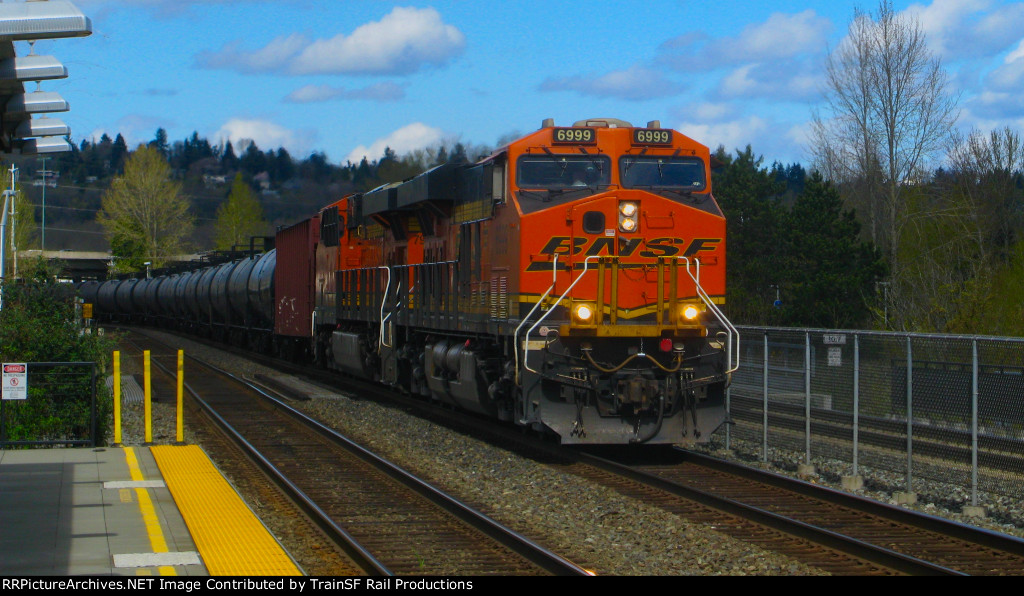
[296,117,738,444]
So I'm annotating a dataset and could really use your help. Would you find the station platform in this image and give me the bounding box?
[0,445,302,576]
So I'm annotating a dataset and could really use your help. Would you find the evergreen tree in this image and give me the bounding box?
[148,127,169,158]
[779,172,886,328]
[111,134,128,172]
[221,141,238,171]
[712,145,786,324]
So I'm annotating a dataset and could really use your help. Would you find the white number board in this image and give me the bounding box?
[2,363,28,400]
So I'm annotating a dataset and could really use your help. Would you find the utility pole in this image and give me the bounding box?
[0,164,18,311]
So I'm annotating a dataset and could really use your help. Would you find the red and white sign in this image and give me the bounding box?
[2,363,27,400]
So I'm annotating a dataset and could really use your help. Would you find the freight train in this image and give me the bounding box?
[83,118,738,445]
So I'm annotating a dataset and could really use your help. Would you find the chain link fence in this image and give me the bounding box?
[724,327,1024,505]
[0,362,100,447]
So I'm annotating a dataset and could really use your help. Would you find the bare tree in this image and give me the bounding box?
[810,1,960,262]
[947,127,1024,260]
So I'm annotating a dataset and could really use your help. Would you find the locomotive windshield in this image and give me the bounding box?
[619,156,706,191]
[517,155,611,190]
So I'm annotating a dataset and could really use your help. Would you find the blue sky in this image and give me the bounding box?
[26,0,1024,168]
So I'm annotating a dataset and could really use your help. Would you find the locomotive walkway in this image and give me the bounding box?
[0,445,300,576]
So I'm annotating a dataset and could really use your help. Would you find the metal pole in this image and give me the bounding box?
[10,186,16,280]
[176,350,184,444]
[0,191,9,312]
[39,157,47,252]
[906,336,913,492]
[90,364,97,447]
[144,350,152,445]
[805,331,811,466]
[853,334,860,476]
[725,385,731,451]
[762,331,768,463]
[113,351,121,446]
[972,339,979,508]
[0,165,18,312]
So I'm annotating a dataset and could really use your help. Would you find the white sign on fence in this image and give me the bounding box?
[2,363,27,400]
[827,347,842,367]
[823,334,847,345]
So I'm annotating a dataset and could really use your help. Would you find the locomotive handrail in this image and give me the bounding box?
[378,266,392,350]
[513,254,559,385]
[519,255,600,381]
[679,257,739,375]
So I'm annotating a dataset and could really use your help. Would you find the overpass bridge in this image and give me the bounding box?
[16,250,200,282]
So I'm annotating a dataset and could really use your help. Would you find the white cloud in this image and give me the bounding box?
[198,34,309,74]
[538,66,681,101]
[715,60,822,102]
[906,0,1024,60]
[675,117,769,154]
[344,123,445,165]
[284,82,405,104]
[284,84,342,104]
[691,103,735,121]
[215,118,315,155]
[661,10,831,72]
[197,7,465,76]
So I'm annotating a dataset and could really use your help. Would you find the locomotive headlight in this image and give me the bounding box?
[574,303,595,322]
[682,304,701,321]
[619,202,639,233]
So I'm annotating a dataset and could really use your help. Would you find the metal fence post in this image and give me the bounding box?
[852,334,860,477]
[725,385,731,452]
[762,331,769,464]
[906,336,914,494]
[972,339,979,508]
[804,331,812,467]
[90,363,97,447]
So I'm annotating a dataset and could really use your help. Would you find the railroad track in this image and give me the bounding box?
[729,393,1024,473]
[116,326,1024,575]
[566,448,1024,576]
[119,330,590,576]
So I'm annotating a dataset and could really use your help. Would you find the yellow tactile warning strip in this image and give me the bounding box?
[150,445,303,576]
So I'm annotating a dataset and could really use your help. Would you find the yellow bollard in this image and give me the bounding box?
[144,350,152,445]
[113,351,122,446]
[176,350,184,444]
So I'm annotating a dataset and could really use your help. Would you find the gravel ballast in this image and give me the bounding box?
[110,329,1024,574]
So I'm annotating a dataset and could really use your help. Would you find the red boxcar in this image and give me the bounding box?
[274,215,320,340]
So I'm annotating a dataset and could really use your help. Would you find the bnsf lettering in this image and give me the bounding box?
[683,238,720,256]
[639,237,679,258]
[530,236,720,269]
[539,236,587,256]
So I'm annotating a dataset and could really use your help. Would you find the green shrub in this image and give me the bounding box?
[0,258,116,445]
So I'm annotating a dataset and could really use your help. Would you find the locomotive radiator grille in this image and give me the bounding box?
[490,276,508,319]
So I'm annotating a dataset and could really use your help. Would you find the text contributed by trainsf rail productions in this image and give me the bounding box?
[1,578,479,593]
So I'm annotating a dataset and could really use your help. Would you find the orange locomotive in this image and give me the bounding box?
[310,118,738,444]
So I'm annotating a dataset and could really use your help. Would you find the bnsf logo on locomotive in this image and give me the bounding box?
[529,236,720,270]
